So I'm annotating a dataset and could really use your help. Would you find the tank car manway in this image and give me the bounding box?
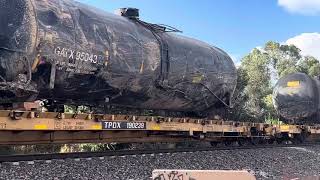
[0,110,319,145]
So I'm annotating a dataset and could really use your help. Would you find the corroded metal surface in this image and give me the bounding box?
[0,0,237,115]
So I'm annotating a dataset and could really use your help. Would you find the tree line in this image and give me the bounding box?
[229,41,320,122]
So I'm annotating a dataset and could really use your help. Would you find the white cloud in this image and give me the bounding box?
[278,0,320,15]
[286,33,320,60]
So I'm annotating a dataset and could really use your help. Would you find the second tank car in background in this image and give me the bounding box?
[273,72,320,123]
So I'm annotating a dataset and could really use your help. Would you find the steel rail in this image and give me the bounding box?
[0,143,318,163]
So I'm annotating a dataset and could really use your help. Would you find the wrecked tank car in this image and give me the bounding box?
[0,0,237,115]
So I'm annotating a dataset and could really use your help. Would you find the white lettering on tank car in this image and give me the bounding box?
[69,49,75,59]
[54,46,105,65]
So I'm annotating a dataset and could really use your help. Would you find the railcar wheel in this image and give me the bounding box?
[250,138,260,145]
[267,139,275,144]
[276,139,283,144]
[292,133,306,144]
[210,142,218,147]
[238,139,249,146]
[224,141,232,146]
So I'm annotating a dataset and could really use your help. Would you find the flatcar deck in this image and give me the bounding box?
[0,110,319,144]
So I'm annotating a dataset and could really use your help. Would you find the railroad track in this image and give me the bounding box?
[0,142,318,163]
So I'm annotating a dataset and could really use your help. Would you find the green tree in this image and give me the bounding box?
[262,94,277,116]
[309,63,320,77]
[264,41,301,78]
[240,48,271,119]
[228,67,252,121]
[297,56,320,77]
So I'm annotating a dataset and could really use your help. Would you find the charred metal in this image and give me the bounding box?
[273,72,320,123]
[0,0,237,116]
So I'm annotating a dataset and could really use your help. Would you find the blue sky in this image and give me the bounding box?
[78,0,320,63]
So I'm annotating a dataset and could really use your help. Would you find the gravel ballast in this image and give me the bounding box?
[1,145,320,180]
